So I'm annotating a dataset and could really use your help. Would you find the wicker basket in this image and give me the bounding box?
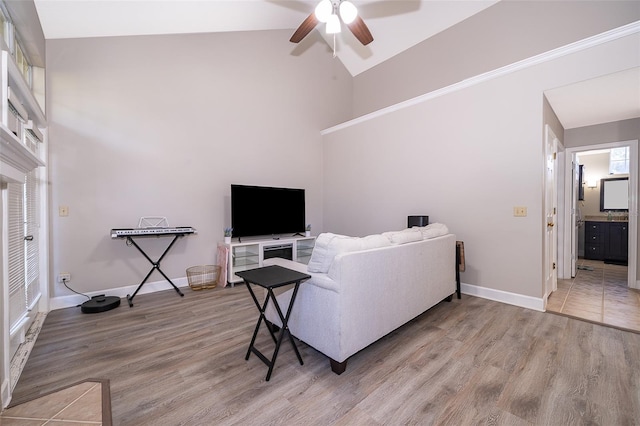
[186,265,220,290]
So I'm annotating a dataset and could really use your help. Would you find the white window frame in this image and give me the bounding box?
[609,146,630,175]
[0,2,31,88]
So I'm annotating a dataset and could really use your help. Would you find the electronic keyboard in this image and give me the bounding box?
[111,227,197,238]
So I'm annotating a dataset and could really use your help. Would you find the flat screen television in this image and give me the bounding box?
[231,184,305,239]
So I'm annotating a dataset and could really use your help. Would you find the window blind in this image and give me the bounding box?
[24,128,41,157]
[24,169,40,308]
[7,181,25,332]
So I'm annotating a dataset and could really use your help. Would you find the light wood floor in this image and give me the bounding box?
[547,259,640,332]
[7,285,640,425]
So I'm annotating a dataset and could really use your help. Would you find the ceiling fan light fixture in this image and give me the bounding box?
[326,13,341,34]
[290,0,372,46]
[339,1,358,24]
[315,0,333,23]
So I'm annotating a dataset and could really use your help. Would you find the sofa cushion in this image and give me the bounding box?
[307,233,391,273]
[383,229,423,245]
[307,233,342,273]
[418,223,449,239]
[360,234,394,252]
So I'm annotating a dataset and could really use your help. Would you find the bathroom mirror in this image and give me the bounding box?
[600,177,629,211]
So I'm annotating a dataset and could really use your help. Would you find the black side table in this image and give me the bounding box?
[236,265,311,381]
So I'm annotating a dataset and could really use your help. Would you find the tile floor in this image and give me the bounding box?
[547,258,640,332]
[0,379,111,425]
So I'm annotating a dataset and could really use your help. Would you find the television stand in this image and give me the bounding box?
[222,235,316,285]
[263,243,293,261]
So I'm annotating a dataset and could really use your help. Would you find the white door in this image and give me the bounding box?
[571,158,580,278]
[544,125,558,303]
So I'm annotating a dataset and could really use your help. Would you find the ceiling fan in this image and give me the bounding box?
[290,0,374,46]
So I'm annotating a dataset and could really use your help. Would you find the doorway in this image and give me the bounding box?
[548,140,639,331]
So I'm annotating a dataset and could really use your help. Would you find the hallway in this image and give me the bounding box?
[548,258,640,332]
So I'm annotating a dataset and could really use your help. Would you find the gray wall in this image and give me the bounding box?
[44,3,640,302]
[353,0,640,117]
[577,152,615,218]
[46,30,353,298]
[543,96,564,146]
[322,32,639,299]
[565,118,640,148]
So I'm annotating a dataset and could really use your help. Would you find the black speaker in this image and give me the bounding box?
[408,215,429,228]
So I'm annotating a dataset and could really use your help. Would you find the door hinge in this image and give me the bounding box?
[553,152,557,160]
[553,262,556,270]
[553,207,556,215]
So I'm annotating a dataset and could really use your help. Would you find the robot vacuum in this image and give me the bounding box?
[81,295,121,313]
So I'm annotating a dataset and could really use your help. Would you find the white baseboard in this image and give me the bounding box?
[49,277,189,311]
[461,282,545,312]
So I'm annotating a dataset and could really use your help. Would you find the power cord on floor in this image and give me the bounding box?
[62,278,91,307]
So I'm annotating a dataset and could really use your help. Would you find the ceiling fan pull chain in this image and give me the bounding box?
[333,33,337,58]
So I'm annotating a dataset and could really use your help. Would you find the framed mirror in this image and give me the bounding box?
[600,177,629,211]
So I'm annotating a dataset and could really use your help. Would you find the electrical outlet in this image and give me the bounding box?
[58,273,71,283]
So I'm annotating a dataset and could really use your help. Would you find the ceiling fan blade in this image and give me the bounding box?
[347,16,374,46]
[290,13,319,43]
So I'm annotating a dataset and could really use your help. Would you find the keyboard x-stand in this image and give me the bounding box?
[111,227,197,307]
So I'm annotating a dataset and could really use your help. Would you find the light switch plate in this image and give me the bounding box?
[514,206,527,217]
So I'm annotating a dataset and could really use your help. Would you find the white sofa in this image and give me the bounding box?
[264,224,456,374]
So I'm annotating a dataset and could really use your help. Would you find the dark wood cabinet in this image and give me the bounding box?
[584,221,628,264]
[606,222,628,263]
[585,222,604,260]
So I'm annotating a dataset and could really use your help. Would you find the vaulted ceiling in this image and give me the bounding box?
[33,0,498,76]
[27,1,640,129]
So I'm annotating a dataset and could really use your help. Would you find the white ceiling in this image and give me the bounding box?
[31,0,640,128]
[545,67,640,130]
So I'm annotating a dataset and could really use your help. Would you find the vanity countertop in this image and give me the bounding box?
[584,215,628,223]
